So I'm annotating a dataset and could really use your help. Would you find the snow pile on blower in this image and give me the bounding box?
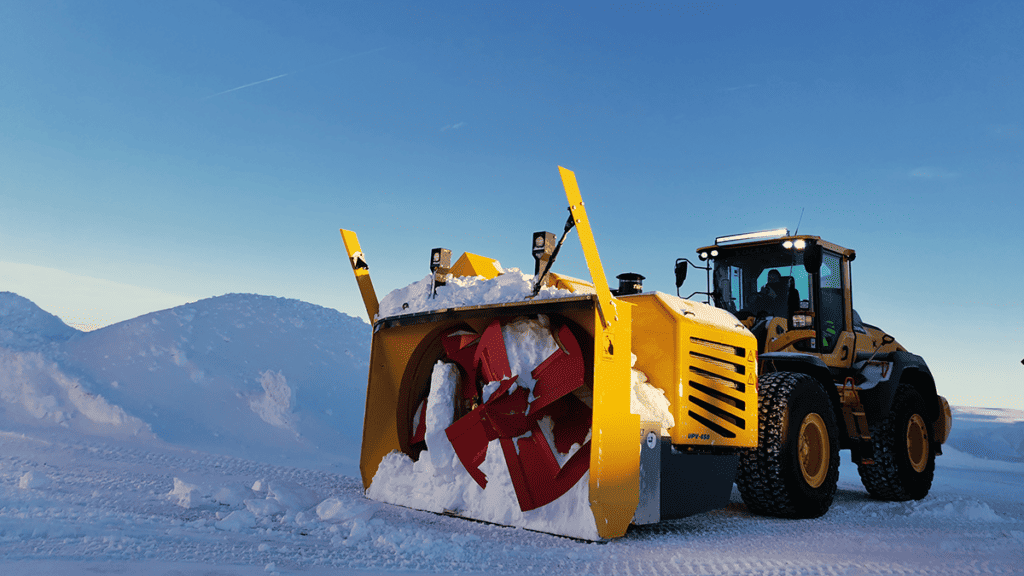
[378,267,584,319]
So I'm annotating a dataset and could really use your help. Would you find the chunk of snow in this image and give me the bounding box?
[18,471,51,490]
[214,510,256,531]
[166,477,250,510]
[244,498,285,517]
[315,496,381,523]
[248,370,296,432]
[266,480,321,512]
[343,519,372,545]
[212,484,253,508]
[245,480,321,518]
[168,478,214,509]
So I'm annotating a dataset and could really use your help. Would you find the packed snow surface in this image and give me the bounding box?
[2,291,1023,575]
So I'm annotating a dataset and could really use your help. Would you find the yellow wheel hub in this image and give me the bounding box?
[907,414,930,473]
[798,413,830,488]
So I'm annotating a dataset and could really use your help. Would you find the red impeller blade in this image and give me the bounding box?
[443,320,591,510]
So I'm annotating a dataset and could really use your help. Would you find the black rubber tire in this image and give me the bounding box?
[736,371,840,518]
[857,384,936,501]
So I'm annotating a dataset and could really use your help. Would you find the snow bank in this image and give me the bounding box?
[946,406,1024,463]
[49,292,369,474]
[911,498,1005,522]
[851,496,1009,523]
[0,348,153,438]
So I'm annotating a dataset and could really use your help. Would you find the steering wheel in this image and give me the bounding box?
[750,310,770,334]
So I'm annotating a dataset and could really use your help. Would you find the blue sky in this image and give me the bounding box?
[1,1,1021,409]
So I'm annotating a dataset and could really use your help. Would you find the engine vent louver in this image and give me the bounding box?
[689,351,745,375]
[690,337,744,358]
[686,336,750,441]
[688,410,737,439]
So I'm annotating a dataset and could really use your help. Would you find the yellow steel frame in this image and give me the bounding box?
[559,166,640,539]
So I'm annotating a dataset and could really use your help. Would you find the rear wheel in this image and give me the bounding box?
[857,384,935,500]
[737,371,840,518]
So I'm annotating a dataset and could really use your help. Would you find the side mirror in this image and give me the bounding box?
[674,259,688,288]
[803,242,822,274]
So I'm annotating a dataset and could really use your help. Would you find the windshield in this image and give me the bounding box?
[711,246,810,319]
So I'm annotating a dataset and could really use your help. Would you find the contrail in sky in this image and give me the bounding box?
[201,47,386,101]
[202,73,290,100]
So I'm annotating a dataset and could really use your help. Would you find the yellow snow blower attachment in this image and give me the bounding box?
[340,167,759,540]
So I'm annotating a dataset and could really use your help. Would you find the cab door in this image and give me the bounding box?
[815,250,855,371]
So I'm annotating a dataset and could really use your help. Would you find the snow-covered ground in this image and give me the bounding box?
[2,291,1022,575]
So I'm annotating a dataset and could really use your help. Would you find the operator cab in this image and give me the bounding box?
[682,228,856,364]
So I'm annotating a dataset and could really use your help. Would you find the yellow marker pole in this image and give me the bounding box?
[340,229,380,321]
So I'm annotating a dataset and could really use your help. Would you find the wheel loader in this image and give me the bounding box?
[339,167,952,540]
[340,167,760,540]
[676,229,952,517]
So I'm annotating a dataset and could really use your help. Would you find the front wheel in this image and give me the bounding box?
[736,371,840,518]
[857,384,935,501]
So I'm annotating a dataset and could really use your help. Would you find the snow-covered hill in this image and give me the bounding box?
[0,292,370,474]
[1,292,1022,575]
[0,292,80,352]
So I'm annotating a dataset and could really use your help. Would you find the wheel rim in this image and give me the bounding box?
[906,413,929,473]
[798,412,829,488]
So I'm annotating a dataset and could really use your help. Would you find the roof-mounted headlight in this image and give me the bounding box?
[716,228,789,245]
[795,239,806,250]
[699,251,709,261]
